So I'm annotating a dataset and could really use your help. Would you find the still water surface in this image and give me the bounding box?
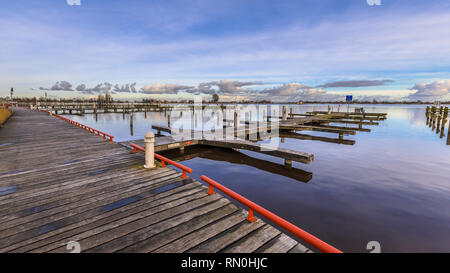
[69,104,450,252]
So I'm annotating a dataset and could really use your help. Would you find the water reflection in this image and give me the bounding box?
[159,146,312,183]
[68,104,450,252]
[425,106,449,144]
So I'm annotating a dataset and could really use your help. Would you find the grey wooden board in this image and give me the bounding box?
[122,138,314,164]
[0,108,313,253]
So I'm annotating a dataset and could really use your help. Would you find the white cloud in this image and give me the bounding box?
[407,80,450,100]
[140,83,193,94]
[114,83,137,93]
[39,81,73,91]
[197,80,262,95]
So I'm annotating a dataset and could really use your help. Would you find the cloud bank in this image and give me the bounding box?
[407,80,450,100]
[140,83,193,94]
[316,80,394,88]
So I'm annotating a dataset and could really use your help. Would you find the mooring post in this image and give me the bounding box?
[144,132,155,169]
[447,125,450,145]
[168,114,171,127]
[440,119,446,138]
[290,107,293,117]
[284,159,292,167]
[282,106,287,120]
[130,112,133,127]
[436,116,442,133]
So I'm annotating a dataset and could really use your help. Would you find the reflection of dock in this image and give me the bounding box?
[0,108,313,253]
[158,146,313,183]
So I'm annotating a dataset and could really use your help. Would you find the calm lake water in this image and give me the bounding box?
[68,104,450,253]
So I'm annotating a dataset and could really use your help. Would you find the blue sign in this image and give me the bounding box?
[346,95,353,102]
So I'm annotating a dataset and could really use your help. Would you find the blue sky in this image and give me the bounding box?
[1,0,450,101]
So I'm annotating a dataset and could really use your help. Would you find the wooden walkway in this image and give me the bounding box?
[0,108,311,253]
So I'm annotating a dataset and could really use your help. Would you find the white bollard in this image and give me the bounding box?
[144,132,155,169]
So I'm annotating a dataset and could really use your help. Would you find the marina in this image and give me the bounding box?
[0,107,334,253]
[30,103,449,253]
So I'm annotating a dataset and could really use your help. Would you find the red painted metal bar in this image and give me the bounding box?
[201,175,343,253]
[36,109,114,142]
[129,143,192,178]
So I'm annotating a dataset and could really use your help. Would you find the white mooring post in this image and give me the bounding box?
[144,132,155,169]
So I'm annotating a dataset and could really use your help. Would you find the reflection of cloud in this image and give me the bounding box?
[316,80,394,88]
[406,80,450,100]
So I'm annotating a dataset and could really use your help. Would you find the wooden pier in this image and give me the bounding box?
[0,108,312,253]
[124,106,388,168]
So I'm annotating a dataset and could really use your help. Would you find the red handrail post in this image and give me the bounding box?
[182,170,187,178]
[247,208,256,223]
[208,185,214,195]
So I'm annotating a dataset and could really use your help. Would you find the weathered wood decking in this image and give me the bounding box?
[0,108,311,253]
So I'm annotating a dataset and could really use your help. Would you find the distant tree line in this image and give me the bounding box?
[1,96,449,105]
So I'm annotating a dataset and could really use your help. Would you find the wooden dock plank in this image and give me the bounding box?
[222,224,281,253]
[259,234,299,253]
[10,183,205,253]
[187,218,266,253]
[200,139,313,164]
[151,211,246,253]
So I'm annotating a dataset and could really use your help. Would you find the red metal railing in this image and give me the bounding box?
[129,143,192,179]
[35,108,114,142]
[201,175,343,253]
